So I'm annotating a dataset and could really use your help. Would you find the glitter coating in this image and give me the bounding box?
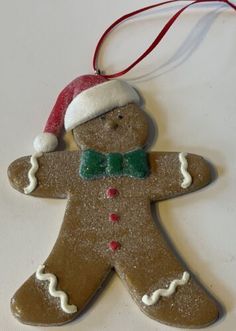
[8,103,218,328]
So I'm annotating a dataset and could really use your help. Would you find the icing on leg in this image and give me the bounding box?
[142,271,190,305]
[35,265,77,314]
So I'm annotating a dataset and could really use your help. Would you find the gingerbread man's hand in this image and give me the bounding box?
[147,152,212,201]
[8,151,81,198]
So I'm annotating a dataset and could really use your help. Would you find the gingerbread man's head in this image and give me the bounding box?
[33,75,148,155]
[73,103,149,153]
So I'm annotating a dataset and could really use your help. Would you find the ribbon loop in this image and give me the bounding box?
[93,0,236,79]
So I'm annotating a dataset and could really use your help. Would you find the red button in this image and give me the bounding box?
[106,187,119,198]
[109,213,120,223]
[108,241,121,251]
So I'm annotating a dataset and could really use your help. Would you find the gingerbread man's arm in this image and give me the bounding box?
[8,151,81,198]
[147,152,212,202]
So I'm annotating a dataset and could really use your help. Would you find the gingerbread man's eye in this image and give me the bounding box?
[100,115,106,120]
[118,115,123,119]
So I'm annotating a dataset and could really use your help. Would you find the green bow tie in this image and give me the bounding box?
[79,149,149,180]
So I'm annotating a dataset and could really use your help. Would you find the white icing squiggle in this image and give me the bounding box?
[142,271,190,306]
[179,152,192,189]
[36,265,77,314]
[24,152,43,194]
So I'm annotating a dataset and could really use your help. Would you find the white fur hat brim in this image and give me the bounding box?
[64,80,140,131]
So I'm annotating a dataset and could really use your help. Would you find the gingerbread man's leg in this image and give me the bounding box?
[115,214,219,328]
[11,197,112,326]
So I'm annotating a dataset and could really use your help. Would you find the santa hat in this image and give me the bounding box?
[33,75,140,153]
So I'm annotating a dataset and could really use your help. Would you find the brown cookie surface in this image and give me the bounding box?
[8,103,218,327]
[73,103,149,152]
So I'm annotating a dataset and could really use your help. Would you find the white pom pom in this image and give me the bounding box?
[33,133,58,153]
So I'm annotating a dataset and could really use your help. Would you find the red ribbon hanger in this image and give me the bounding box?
[93,0,236,79]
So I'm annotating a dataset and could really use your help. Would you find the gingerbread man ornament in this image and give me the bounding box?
[8,75,219,328]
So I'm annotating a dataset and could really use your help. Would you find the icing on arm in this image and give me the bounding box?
[24,152,42,194]
[142,271,190,306]
[179,152,192,189]
[36,265,77,314]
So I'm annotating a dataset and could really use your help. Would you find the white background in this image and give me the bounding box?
[0,1,236,330]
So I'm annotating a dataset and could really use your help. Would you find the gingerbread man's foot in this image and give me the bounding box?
[115,224,219,328]
[117,264,218,328]
[11,269,78,326]
[11,260,111,326]
[140,276,218,328]
[11,254,111,325]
